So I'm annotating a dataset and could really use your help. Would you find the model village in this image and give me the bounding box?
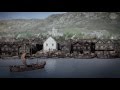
[0,27,120,59]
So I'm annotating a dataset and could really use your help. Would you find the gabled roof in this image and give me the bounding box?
[72,41,83,46]
[103,39,113,44]
[96,39,105,44]
[44,37,56,43]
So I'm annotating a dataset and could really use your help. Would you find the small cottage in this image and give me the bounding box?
[11,44,19,56]
[95,39,105,50]
[71,40,92,54]
[72,41,84,54]
[43,37,57,52]
[1,44,11,56]
[104,39,114,50]
[83,41,91,54]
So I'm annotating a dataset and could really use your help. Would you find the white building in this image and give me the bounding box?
[48,27,63,37]
[43,37,57,52]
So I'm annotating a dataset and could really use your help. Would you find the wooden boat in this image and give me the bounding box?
[9,52,46,72]
[9,61,46,72]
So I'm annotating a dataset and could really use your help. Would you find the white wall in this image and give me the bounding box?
[43,37,57,51]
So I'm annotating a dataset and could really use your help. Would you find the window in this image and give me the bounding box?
[52,44,54,46]
[46,43,48,46]
[95,46,98,49]
[101,46,103,49]
[110,46,113,49]
[78,47,80,50]
[73,47,76,50]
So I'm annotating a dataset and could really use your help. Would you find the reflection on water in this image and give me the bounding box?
[45,59,56,73]
[0,58,120,78]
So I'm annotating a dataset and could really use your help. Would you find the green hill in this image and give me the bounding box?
[0,12,120,39]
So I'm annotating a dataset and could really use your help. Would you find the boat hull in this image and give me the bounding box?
[9,62,46,72]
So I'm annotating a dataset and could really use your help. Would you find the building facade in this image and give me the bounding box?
[43,37,57,52]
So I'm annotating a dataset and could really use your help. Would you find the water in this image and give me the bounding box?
[0,58,120,78]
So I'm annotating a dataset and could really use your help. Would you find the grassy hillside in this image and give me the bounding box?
[0,12,120,39]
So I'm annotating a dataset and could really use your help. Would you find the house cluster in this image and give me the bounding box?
[0,36,120,59]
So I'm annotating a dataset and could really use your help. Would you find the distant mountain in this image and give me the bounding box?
[0,12,120,38]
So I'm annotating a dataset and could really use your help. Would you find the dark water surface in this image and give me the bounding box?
[0,58,120,78]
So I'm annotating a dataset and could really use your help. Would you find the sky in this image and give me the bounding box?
[0,12,66,20]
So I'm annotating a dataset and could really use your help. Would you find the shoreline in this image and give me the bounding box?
[0,57,119,60]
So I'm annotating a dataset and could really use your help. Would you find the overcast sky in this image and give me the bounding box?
[0,12,65,20]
